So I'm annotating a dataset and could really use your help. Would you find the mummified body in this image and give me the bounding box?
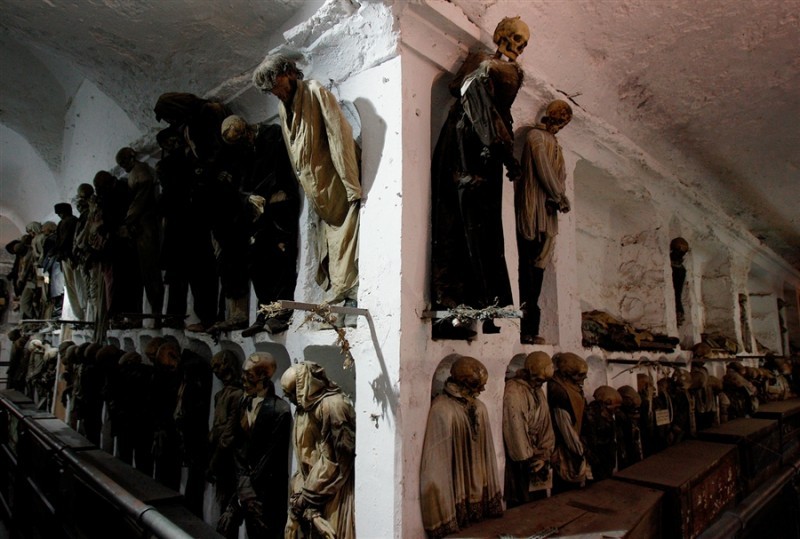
[420,356,502,538]
[430,17,530,325]
[282,362,356,539]
[503,352,555,507]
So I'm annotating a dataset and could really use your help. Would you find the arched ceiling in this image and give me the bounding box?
[0,0,798,270]
[0,0,314,171]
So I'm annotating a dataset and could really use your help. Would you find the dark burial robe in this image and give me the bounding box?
[152,363,182,490]
[111,361,155,474]
[174,350,212,517]
[419,381,502,538]
[209,383,244,512]
[124,161,164,316]
[430,52,521,310]
[156,144,217,327]
[226,383,291,539]
[582,400,623,481]
[616,408,644,469]
[243,124,300,314]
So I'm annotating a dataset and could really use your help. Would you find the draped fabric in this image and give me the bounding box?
[548,375,587,484]
[430,53,521,309]
[278,80,360,302]
[502,377,554,505]
[515,125,567,248]
[287,363,356,539]
[420,381,502,538]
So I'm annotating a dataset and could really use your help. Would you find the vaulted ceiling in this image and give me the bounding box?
[1,0,798,269]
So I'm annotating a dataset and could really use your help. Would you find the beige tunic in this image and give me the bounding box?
[419,382,502,538]
[278,79,361,301]
[515,125,568,268]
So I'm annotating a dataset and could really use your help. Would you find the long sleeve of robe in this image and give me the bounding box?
[419,386,502,538]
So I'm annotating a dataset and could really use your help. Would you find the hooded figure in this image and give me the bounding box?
[282,362,356,539]
[419,357,502,538]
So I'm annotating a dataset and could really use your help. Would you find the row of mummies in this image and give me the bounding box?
[13,43,361,339]
[419,348,797,538]
[11,12,558,349]
[21,334,357,539]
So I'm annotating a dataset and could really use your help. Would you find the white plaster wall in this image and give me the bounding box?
[59,78,143,202]
[0,124,59,226]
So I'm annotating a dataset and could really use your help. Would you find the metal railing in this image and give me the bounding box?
[0,389,220,539]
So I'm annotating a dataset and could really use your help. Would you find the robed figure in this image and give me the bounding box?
[429,17,530,337]
[419,357,502,538]
[281,362,356,539]
[253,55,361,305]
[503,352,555,507]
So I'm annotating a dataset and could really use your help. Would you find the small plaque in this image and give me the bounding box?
[655,409,671,426]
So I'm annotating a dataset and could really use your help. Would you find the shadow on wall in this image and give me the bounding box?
[303,345,356,403]
[585,354,608,399]
[184,338,212,361]
[352,97,385,200]
[506,353,527,381]
[255,341,292,398]
[430,353,462,399]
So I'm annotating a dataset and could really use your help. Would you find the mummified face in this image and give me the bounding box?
[242,352,276,396]
[493,16,530,61]
[451,356,488,396]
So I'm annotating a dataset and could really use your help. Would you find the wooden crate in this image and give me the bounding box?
[696,418,781,496]
[754,398,800,465]
[614,440,739,539]
[447,478,663,538]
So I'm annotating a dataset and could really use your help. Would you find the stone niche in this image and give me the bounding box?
[748,262,782,354]
[574,159,669,335]
[782,283,800,355]
[694,243,739,348]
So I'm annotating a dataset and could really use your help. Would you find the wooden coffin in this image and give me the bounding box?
[614,440,739,539]
[696,418,780,496]
[754,398,800,465]
[447,478,663,538]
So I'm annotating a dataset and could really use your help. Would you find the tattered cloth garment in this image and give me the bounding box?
[420,381,502,538]
[287,363,356,539]
[548,375,587,484]
[502,376,554,506]
[278,79,361,302]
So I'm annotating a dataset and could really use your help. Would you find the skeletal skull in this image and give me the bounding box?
[554,352,588,387]
[243,352,277,396]
[451,356,488,396]
[544,100,573,133]
[212,350,242,385]
[618,385,642,410]
[523,351,554,387]
[493,16,530,61]
[593,385,622,411]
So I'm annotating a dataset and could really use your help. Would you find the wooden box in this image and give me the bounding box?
[614,440,739,539]
[447,478,663,538]
[696,418,780,495]
[754,398,800,465]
